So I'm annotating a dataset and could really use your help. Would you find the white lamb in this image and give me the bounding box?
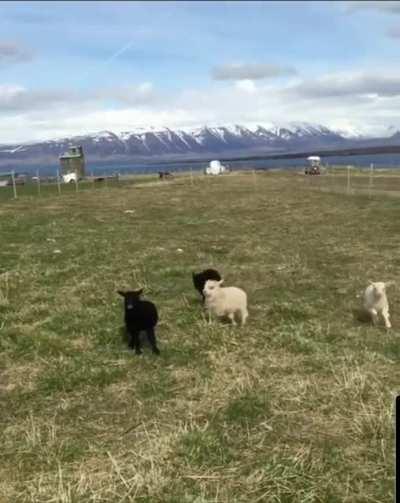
[203,279,248,326]
[363,281,394,329]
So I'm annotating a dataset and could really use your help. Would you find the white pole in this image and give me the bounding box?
[347,166,351,194]
[190,167,194,186]
[369,163,374,197]
[252,168,256,190]
[57,168,61,195]
[37,169,41,196]
[11,170,17,199]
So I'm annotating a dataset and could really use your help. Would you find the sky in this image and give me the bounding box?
[1,0,400,143]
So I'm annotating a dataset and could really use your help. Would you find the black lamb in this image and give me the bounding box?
[118,289,160,355]
[192,268,222,303]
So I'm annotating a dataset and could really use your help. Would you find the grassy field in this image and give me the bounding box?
[0,171,398,502]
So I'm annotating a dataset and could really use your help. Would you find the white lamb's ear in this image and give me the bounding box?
[368,280,375,286]
[218,279,224,286]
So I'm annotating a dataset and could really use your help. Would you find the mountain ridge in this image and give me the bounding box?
[0,122,399,170]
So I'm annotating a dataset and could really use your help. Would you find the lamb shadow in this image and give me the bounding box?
[352,308,372,325]
[119,325,154,350]
[219,316,236,326]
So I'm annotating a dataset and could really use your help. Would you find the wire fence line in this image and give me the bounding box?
[0,169,207,203]
[302,164,400,199]
[2,165,400,203]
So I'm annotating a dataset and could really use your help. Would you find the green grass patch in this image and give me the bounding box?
[0,171,397,502]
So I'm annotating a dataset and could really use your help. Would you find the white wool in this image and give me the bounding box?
[203,279,248,326]
[363,281,394,329]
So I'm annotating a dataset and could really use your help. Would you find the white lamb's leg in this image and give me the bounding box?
[382,308,392,329]
[240,308,248,326]
[228,312,237,326]
[368,308,378,326]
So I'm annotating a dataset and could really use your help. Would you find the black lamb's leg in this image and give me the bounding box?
[128,329,142,354]
[147,327,160,355]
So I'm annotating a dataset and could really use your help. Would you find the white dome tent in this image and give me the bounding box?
[205,159,227,175]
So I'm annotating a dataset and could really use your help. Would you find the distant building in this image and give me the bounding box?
[59,145,85,181]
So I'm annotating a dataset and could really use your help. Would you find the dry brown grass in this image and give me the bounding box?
[0,171,398,502]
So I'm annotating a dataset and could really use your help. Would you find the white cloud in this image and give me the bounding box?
[212,62,297,80]
[286,71,400,98]
[235,79,257,94]
[0,84,26,104]
[2,70,400,143]
[137,82,153,94]
[0,42,34,64]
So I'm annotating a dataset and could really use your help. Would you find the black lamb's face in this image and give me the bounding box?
[118,289,143,309]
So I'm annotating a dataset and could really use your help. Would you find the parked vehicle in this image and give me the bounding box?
[304,165,321,175]
[305,156,321,175]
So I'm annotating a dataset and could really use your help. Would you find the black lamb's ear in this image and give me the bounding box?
[135,288,143,296]
[117,290,126,297]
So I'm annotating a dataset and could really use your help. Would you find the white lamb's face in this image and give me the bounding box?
[203,280,219,298]
[371,282,385,300]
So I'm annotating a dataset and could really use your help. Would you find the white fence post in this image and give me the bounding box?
[57,168,61,195]
[11,170,17,199]
[369,163,374,197]
[347,166,351,195]
[37,169,41,196]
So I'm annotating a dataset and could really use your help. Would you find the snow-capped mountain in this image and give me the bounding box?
[0,122,397,169]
